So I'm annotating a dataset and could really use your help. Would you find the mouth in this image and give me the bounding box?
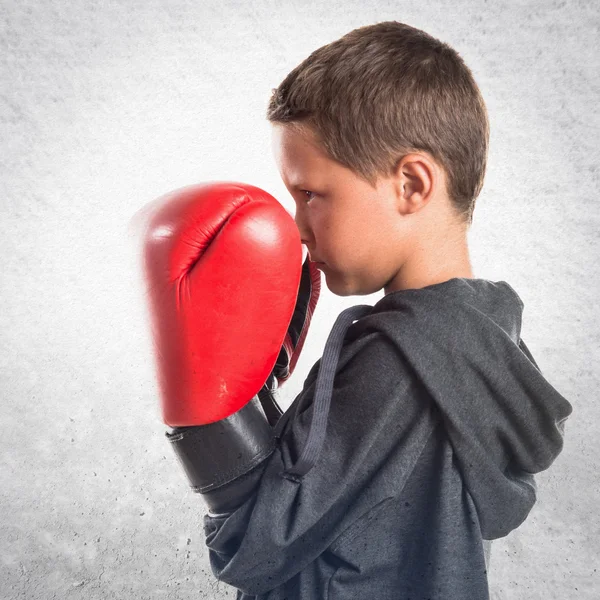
[306,251,325,267]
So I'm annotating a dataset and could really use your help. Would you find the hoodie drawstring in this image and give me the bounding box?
[274,304,373,481]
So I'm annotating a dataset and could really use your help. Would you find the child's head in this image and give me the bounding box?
[267,21,489,296]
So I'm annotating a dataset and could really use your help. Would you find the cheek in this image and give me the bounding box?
[310,210,330,237]
[316,217,339,247]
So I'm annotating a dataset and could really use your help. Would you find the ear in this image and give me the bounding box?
[391,152,437,215]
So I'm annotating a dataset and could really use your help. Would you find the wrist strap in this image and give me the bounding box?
[165,395,276,494]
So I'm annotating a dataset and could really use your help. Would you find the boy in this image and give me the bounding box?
[141,20,573,599]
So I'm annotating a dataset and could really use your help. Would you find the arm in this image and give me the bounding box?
[198,332,437,596]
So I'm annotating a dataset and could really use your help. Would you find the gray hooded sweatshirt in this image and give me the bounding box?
[198,277,573,599]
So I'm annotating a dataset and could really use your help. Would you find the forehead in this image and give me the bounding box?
[271,124,330,186]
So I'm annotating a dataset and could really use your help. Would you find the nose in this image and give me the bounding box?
[293,205,311,246]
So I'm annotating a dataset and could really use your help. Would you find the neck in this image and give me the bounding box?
[384,223,474,294]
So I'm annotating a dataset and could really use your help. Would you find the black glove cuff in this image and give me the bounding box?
[165,395,276,498]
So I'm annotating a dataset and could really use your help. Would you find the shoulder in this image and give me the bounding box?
[302,329,409,390]
[332,330,417,402]
[340,330,409,379]
[324,329,432,442]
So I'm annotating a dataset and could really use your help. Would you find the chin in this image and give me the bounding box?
[324,280,352,297]
[324,271,380,298]
[321,270,351,297]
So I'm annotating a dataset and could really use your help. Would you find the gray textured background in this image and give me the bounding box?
[1,1,598,598]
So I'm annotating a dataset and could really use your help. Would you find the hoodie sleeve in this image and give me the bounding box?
[201,331,439,596]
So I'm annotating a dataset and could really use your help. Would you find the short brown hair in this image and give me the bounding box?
[266,21,489,226]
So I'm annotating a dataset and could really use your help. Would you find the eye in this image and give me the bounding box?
[301,190,316,203]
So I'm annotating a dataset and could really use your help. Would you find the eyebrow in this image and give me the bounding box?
[289,180,319,191]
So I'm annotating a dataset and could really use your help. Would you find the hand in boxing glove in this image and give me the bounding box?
[137,181,320,514]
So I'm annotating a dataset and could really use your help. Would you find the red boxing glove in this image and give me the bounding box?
[137,181,319,513]
[141,181,304,426]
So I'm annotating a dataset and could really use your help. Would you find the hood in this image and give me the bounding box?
[274,277,573,539]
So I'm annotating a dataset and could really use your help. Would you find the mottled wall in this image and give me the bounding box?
[1,1,598,598]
